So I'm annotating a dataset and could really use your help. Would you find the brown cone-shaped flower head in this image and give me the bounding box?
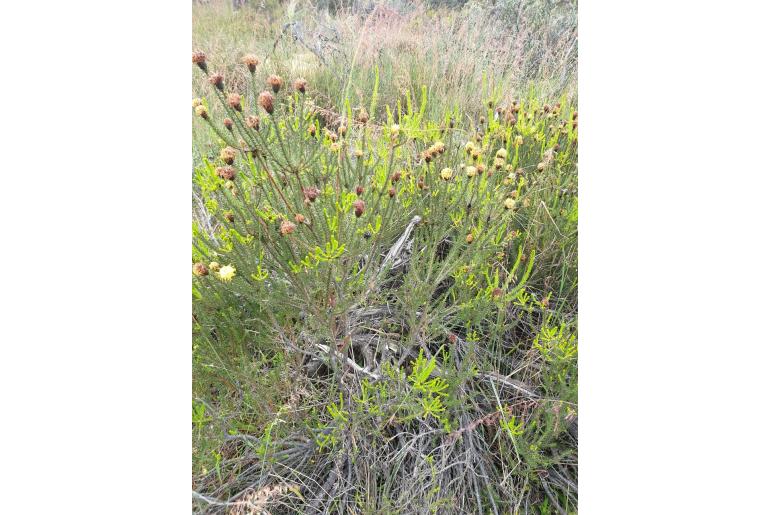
[192,51,207,71]
[279,219,296,235]
[258,91,274,114]
[216,166,236,180]
[356,108,369,124]
[307,124,316,136]
[293,78,307,94]
[192,262,209,276]
[391,171,401,183]
[388,187,396,198]
[246,115,260,130]
[227,93,242,112]
[294,213,305,224]
[224,211,235,223]
[241,54,259,73]
[220,147,237,164]
[266,74,283,93]
[356,185,364,196]
[303,187,320,202]
[353,199,365,218]
[223,118,233,131]
[208,73,224,91]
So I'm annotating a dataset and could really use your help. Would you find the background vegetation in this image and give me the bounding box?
[192,0,577,513]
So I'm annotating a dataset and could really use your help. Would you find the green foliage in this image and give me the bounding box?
[191,2,577,510]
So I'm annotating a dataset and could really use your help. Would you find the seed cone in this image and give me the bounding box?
[192,51,207,71]
[258,91,274,114]
[303,187,320,202]
[216,166,236,180]
[293,78,307,94]
[227,93,242,112]
[208,73,224,91]
[220,147,237,164]
[353,199,365,217]
[267,74,283,93]
[280,219,296,235]
[241,54,259,73]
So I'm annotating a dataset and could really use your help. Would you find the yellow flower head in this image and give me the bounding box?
[209,261,221,272]
[464,141,475,154]
[515,135,524,146]
[217,264,236,282]
[496,148,507,159]
[194,105,208,118]
[465,166,478,178]
[504,198,516,210]
[390,124,401,136]
[433,141,445,153]
[192,98,203,108]
[440,167,453,181]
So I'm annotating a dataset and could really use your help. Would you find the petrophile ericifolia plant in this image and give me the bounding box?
[192,50,578,514]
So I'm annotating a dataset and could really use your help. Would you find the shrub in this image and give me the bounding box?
[192,51,577,513]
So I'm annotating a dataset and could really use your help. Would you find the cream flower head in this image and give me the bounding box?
[217,264,236,282]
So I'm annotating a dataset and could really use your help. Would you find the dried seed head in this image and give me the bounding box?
[492,287,503,298]
[258,91,274,114]
[224,211,235,222]
[192,51,207,71]
[293,77,307,94]
[266,74,283,93]
[246,115,260,130]
[356,185,364,196]
[294,213,306,224]
[356,108,369,124]
[195,104,209,119]
[466,233,474,243]
[192,262,209,277]
[241,54,259,73]
[440,167,453,180]
[504,198,516,210]
[476,163,487,174]
[216,166,236,180]
[390,171,401,183]
[223,118,234,131]
[303,187,320,202]
[208,261,221,272]
[337,125,347,137]
[388,187,396,198]
[329,142,341,153]
[353,199,365,218]
[208,73,224,90]
[219,147,237,164]
[279,219,296,235]
[227,93,242,112]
